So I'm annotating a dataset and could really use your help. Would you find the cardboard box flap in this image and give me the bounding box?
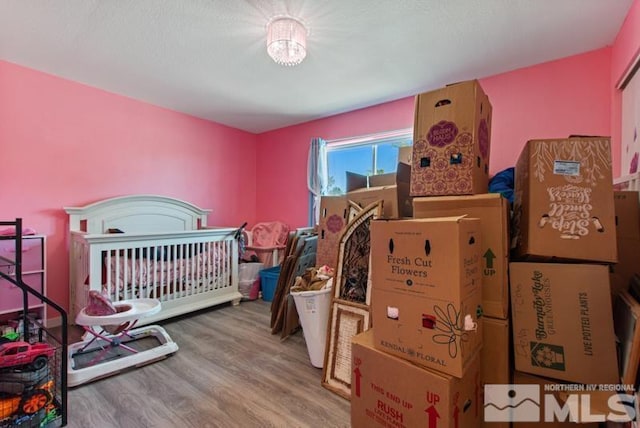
[445,79,479,88]
[346,171,369,193]
[613,290,640,386]
[416,80,482,112]
[395,162,411,183]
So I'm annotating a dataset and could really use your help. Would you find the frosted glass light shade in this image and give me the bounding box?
[267,17,307,66]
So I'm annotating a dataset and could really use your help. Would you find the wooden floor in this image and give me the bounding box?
[66,300,350,428]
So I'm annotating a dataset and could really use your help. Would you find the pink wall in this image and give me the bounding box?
[480,48,612,174]
[256,48,612,228]
[611,0,640,177]
[0,60,257,317]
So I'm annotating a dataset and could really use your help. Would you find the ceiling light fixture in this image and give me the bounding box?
[266,16,307,66]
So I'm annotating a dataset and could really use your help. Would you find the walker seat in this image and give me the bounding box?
[68,297,178,387]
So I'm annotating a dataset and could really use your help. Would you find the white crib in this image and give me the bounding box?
[65,195,242,325]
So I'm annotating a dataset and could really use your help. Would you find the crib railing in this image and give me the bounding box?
[69,228,240,324]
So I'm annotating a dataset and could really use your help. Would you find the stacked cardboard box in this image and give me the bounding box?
[351,80,499,428]
[352,330,482,428]
[410,80,492,197]
[316,195,350,269]
[511,137,617,263]
[413,193,512,428]
[508,137,625,424]
[403,81,515,426]
[369,217,483,377]
[351,216,483,427]
[350,84,628,425]
[509,262,619,384]
[412,194,510,320]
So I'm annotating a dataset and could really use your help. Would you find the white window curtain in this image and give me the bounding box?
[307,137,327,225]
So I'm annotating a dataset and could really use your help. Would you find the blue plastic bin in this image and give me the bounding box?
[259,266,281,302]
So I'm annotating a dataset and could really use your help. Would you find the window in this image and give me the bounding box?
[324,129,412,195]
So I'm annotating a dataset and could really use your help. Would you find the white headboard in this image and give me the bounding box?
[64,195,212,234]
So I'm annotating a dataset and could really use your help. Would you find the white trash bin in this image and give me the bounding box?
[291,287,332,368]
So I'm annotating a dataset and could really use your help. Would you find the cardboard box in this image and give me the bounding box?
[351,330,482,428]
[610,237,640,296]
[480,317,511,428]
[370,216,483,377]
[614,191,640,240]
[509,262,619,384]
[347,162,412,218]
[512,137,617,263]
[502,371,600,427]
[482,317,511,386]
[410,80,492,197]
[413,193,510,319]
[316,195,349,269]
[613,291,640,387]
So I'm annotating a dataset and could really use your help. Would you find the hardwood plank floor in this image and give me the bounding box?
[66,300,351,428]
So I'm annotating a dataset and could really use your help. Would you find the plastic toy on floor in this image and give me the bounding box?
[67,291,179,387]
[0,351,56,426]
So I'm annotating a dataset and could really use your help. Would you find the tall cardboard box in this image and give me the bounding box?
[316,195,349,269]
[410,80,492,197]
[509,262,619,384]
[480,317,511,428]
[370,217,483,377]
[482,317,511,386]
[352,330,482,428]
[413,193,510,319]
[512,137,617,263]
[614,191,640,240]
[347,162,412,218]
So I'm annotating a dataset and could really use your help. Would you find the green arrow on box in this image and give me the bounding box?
[483,248,496,269]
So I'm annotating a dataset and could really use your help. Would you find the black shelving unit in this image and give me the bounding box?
[0,219,67,427]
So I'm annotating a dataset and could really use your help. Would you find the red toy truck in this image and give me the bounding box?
[0,341,55,370]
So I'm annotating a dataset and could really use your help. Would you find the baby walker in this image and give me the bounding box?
[67,292,178,387]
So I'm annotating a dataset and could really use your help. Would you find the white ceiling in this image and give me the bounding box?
[0,1,634,133]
